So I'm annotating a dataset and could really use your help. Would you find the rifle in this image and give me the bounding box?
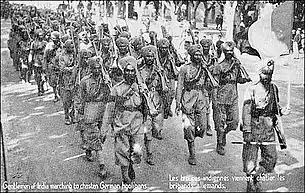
[273,84,287,150]
[188,28,219,88]
[88,33,112,90]
[152,35,168,92]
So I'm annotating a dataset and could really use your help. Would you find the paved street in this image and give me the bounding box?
[1,19,304,192]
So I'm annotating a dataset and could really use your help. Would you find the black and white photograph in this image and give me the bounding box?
[0,0,304,192]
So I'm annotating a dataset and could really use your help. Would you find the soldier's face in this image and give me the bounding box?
[184,42,191,50]
[260,73,272,84]
[118,45,129,55]
[144,53,155,66]
[223,48,234,59]
[191,51,202,63]
[123,65,136,85]
[92,63,101,76]
[202,45,210,54]
[134,43,143,51]
[38,34,44,40]
[159,45,168,56]
[102,42,110,50]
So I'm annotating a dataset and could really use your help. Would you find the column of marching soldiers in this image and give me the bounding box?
[7,3,291,192]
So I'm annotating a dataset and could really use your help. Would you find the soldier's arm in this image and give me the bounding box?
[101,87,117,134]
[242,86,254,133]
[175,65,186,109]
[75,80,86,115]
[42,46,49,71]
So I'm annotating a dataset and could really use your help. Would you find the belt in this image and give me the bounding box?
[184,84,202,91]
[117,106,141,112]
[219,80,236,85]
[252,109,274,118]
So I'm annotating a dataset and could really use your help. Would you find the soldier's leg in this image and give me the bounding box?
[242,143,259,192]
[144,116,155,165]
[214,104,226,155]
[62,89,72,125]
[26,62,33,83]
[114,134,132,184]
[259,144,277,173]
[183,114,197,165]
[206,98,213,136]
[152,111,164,140]
[168,79,176,117]
[225,102,239,134]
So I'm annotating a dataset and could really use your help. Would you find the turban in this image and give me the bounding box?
[141,45,157,57]
[100,37,112,45]
[200,38,212,47]
[187,44,203,56]
[221,41,236,51]
[130,36,143,47]
[87,56,99,68]
[79,48,92,58]
[258,58,275,75]
[118,56,138,70]
[115,37,129,47]
[119,31,131,39]
[157,38,170,48]
[50,31,60,40]
[63,39,74,49]
[61,34,71,44]
[185,36,192,43]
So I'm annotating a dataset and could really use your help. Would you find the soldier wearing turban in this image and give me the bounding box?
[157,38,178,119]
[212,41,251,156]
[130,36,145,59]
[137,45,166,166]
[100,37,114,71]
[199,38,217,136]
[29,28,48,96]
[241,59,290,192]
[75,56,111,180]
[110,37,130,86]
[176,44,214,165]
[101,56,146,184]
[56,39,76,125]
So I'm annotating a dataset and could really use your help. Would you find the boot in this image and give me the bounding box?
[206,125,213,136]
[98,164,107,180]
[70,109,76,124]
[187,141,197,165]
[64,109,72,125]
[121,166,131,184]
[216,131,225,155]
[128,163,135,180]
[144,139,155,165]
[246,177,257,192]
[85,150,93,162]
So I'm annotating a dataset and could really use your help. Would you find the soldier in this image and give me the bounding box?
[8,23,21,72]
[99,37,114,72]
[43,31,61,102]
[29,29,48,96]
[199,38,217,136]
[17,25,32,83]
[175,44,214,165]
[101,56,145,184]
[241,59,290,192]
[110,37,130,86]
[76,56,111,179]
[213,41,251,155]
[157,38,178,119]
[57,40,76,125]
[138,45,165,165]
[74,48,93,148]
[130,36,145,60]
